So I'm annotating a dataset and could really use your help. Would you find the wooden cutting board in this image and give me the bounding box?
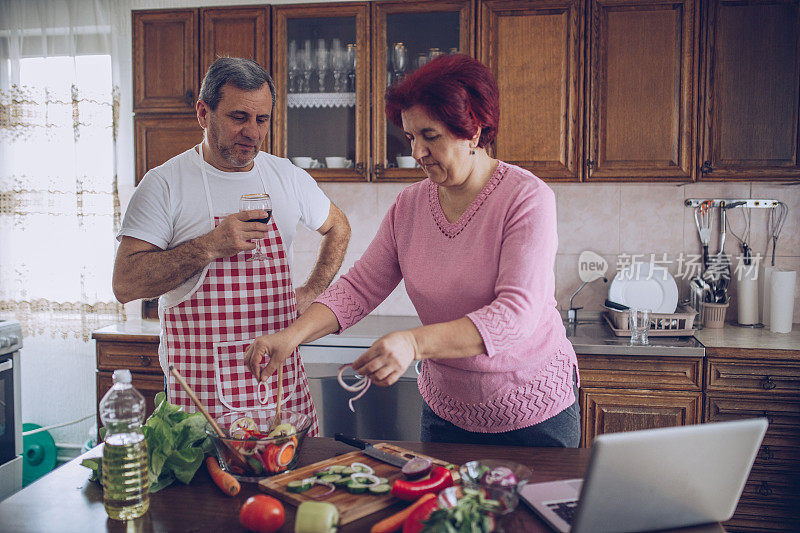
[259,443,459,525]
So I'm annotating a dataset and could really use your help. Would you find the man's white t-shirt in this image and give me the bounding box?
[118,147,331,308]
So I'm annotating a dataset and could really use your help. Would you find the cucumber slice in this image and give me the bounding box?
[329,465,345,474]
[377,477,389,485]
[287,479,311,493]
[319,474,342,483]
[339,467,354,476]
[368,484,391,495]
[346,481,367,494]
[333,476,351,486]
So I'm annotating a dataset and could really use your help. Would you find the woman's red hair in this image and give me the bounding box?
[385,54,499,148]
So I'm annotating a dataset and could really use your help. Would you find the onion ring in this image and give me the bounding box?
[350,462,375,475]
[350,473,380,486]
[337,364,371,412]
[310,480,336,499]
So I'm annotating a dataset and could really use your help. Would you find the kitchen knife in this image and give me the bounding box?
[334,433,408,469]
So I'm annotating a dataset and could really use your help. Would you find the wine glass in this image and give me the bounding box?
[391,42,408,84]
[240,193,272,261]
[346,43,357,92]
[316,38,328,92]
[288,40,299,93]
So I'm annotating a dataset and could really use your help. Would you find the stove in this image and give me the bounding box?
[0,319,22,501]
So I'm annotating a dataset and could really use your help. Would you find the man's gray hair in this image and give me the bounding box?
[199,57,276,111]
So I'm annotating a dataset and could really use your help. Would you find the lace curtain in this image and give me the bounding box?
[0,0,125,341]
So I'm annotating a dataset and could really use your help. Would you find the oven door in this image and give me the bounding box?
[0,354,15,465]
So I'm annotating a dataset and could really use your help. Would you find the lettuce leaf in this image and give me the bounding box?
[81,392,212,493]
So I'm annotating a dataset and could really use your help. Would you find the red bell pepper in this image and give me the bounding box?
[401,495,440,533]
[391,465,454,502]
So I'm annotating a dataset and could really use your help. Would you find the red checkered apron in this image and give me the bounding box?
[161,145,319,435]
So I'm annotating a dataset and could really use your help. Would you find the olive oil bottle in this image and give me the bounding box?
[99,369,150,520]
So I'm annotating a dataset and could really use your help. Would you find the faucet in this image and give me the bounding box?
[568,277,608,324]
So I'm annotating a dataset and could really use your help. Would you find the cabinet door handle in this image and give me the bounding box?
[756,481,773,497]
[184,89,194,107]
[701,160,713,173]
[760,445,774,460]
[373,163,384,178]
[762,411,774,424]
[139,355,151,367]
[586,159,595,169]
[355,162,366,178]
[761,376,776,390]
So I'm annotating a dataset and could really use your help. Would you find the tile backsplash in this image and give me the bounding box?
[292,180,800,323]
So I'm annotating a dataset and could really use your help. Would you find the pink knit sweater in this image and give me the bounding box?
[315,162,578,433]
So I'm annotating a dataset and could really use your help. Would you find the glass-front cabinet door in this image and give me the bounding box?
[372,1,473,181]
[272,3,370,181]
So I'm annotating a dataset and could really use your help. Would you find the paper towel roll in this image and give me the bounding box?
[769,269,796,333]
[737,261,759,325]
[761,266,775,326]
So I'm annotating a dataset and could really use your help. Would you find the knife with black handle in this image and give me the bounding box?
[334,433,408,468]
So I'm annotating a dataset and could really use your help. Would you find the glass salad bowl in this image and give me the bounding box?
[206,409,312,482]
[459,459,533,514]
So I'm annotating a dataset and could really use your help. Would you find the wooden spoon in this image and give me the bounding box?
[168,365,249,471]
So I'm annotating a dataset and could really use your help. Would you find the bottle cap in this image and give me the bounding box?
[112,369,132,384]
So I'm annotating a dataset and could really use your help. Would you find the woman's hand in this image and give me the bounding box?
[352,330,418,387]
[244,330,298,382]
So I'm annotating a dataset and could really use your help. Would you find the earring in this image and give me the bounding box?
[470,148,475,155]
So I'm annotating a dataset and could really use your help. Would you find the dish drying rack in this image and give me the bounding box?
[604,305,698,337]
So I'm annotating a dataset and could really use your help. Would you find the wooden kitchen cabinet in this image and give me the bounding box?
[372,0,474,181]
[577,354,703,447]
[134,115,204,185]
[132,6,270,183]
[704,348,800,531]
[92,324,162,440]
[585,0,698,181]
[699,0,800,181]
[133,10,198,113]
[271,1,473,182]
[478,0,583,181]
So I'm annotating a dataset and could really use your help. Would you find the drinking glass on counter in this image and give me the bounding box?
[629,308,650,345]
[240,193,272,261]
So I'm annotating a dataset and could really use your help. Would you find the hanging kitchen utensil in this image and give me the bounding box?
[704,204,731,303]
[726,202,752,265]
[694,200,712,269]
[767,201,788,267]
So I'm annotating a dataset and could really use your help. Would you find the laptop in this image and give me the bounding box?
[520,418,768,533]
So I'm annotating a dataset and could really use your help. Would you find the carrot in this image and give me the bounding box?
[370,493,436,533]
[206,456,241,496]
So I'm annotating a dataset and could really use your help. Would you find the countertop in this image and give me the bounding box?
[92,315,799,358]
[0,438,725,533]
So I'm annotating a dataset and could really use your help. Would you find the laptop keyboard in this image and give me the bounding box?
[547,500,579,525]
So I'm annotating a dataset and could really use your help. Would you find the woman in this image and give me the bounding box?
[245,54,579,446]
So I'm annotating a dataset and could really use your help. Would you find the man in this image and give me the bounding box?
[113,58,350,434]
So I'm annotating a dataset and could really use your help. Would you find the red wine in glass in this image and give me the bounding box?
[240,194,272,261]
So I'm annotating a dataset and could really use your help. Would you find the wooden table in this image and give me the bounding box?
[0,438,725,532]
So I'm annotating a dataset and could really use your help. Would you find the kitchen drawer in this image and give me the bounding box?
[96,340,160,374]
[752,444,800,471]
[705,395,800,448]
[740,468,800,506]
[707,359,800,394]
[577,355,702,390]
[726,499,799,532]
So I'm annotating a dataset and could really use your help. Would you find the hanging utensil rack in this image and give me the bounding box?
[684,199,779,208]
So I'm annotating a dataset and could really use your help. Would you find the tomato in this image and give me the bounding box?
[239,495,285,533]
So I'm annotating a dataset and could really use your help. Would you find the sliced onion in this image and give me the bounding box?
[350,473,380,486]
[276,441,296,467]
[402,456,433,479]
[350,462,374,475]
[482,466,517,487]
[337,364,371,412]
[310,480,336,499]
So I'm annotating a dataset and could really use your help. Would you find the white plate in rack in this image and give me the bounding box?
[608,262,679,313]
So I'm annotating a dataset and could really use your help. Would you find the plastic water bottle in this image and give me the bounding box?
[99,369,150,520]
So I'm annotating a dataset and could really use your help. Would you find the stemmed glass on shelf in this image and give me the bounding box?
[240,193,272,261]
[391,42,407,85]
[315,38,328,92]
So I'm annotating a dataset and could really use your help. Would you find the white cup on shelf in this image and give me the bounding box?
[292,157,321,169]
[324,157,352,168]
[396,155,417,168]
